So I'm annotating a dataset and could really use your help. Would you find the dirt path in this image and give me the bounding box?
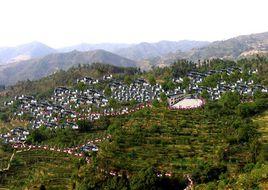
[0,152,15,172]
[0,146,30,172]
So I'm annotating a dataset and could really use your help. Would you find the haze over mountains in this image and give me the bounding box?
[59,43,132,53]
[0,50,136,85]
[0,40,210,65]
[0,31,268,85]
[0,42,56,64]
[177,31,268,60]
[60,40,210,61]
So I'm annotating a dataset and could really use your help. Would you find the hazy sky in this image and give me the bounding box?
[0,0,267,48]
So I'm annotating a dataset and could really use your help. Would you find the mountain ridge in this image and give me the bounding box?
[0,41,57,65]
[0,49,136,85]
[151,31,268,67]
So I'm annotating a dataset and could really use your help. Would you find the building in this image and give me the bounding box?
[167,93,185,106]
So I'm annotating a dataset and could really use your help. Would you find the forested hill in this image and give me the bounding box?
[0,50,137,85]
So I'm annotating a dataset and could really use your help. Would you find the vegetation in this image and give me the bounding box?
[0,60,267,189]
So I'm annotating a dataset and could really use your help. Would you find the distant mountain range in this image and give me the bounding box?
[60,40,210,61]
[1,31,268,85]
[0,40,210,66]
[59,43,132,53]
[115,40,210,61]
[0,50,136,85]
[152,32,268,67]
[0,42,56,65]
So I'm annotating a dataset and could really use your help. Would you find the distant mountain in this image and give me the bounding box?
[186,32,268,60]
[59,43,132,53]
[58,40,210,61]
[0,50,136,85]
[115,40,210,61]
[0,42,57,64]
[152,32,268,66]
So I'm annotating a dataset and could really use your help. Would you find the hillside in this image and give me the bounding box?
[152,32,268,67]
[0,58,267,189]
[0,42,56,65]
[188,32,268,60]
[0,50,137,85]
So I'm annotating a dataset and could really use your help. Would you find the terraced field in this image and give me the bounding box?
[0,150,81,189]
[98,106,239,175]
[0,105,266,189]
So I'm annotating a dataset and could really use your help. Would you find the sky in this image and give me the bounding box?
[0,0,267,48]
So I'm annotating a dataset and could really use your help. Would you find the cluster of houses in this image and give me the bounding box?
[77,74,112,85]
[168,66,267,104]
[0,127,29,143]
[1,66,267,145]
[0,77,157,144]
[2,76,165,132]
[110,78,163,102]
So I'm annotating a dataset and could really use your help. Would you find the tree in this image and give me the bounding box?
[26,126,53,143]
[39,184,46,190]
[181,77,190,90]
[0,139,13,153]
[124,75,132,85]
[77,120,92,132]
[162,80,175,91]
[0,113,9,123]
[109,98,118,108]
[201,90,210,100]
[76,82,87,91]
[201,74,220,88]
[152,99,159,107]
[129,99,138,107]
[219,91,240,110]
[104,86,112,97]
[131,167,159,190]
[148,75,156,86]
[160,92,167,102]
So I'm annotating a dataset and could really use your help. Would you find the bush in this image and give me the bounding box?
[0,112,9,122]
[77,120,93,132]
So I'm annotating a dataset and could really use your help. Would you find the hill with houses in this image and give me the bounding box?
[0,58,267,189]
